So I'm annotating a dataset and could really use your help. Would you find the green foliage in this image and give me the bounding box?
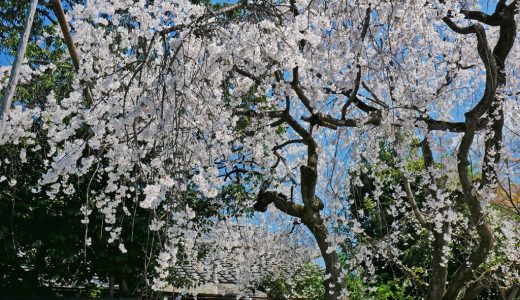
[372,280,414,300]
[342,144,431,298]
[219,183,255,217]
[258,263,325,299]
[342,141,515,299]
[257,261,417,300]
[0,1,152,296]
[0,140,151,296]
[83,283,103,298]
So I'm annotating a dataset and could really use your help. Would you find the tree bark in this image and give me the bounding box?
[303,210,343,299]
[254,129,345,298]
[255,190,344,299]
[108,274,115,298]
[428,230,448,300]
[50,0,94,104]
[442,19,497,300]
[500,284,519,300]
[119,274,129,297]
[0,0,39,140]
[419,140,449,300]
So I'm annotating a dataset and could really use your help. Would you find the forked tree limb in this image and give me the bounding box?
[442,16,498,300]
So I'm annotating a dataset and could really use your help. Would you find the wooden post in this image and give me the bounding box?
[0,0,39,140]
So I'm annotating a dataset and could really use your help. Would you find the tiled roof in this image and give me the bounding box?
[163,253,269,298]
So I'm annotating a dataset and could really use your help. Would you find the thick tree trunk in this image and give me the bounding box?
[500,284,519,300]
[427,231,448,300]
[0,0,38,139]
[255,186,345,298]
[303,209,343,299]
[108,275,115,298]
[421,140,449,300]
[119,274,129,297]
[253,97,346,298]
[300,160,344,299]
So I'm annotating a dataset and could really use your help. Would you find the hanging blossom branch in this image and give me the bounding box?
[230,1,518,298]
[158,1,251,35]
[6,1,518,298]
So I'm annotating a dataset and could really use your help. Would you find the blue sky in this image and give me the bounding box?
[0,0,499,132]
[0,0,504,268]
[0,0,238,67]
[0,0,499,66]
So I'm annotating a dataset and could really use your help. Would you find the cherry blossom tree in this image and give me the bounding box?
[1,0,519,299]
